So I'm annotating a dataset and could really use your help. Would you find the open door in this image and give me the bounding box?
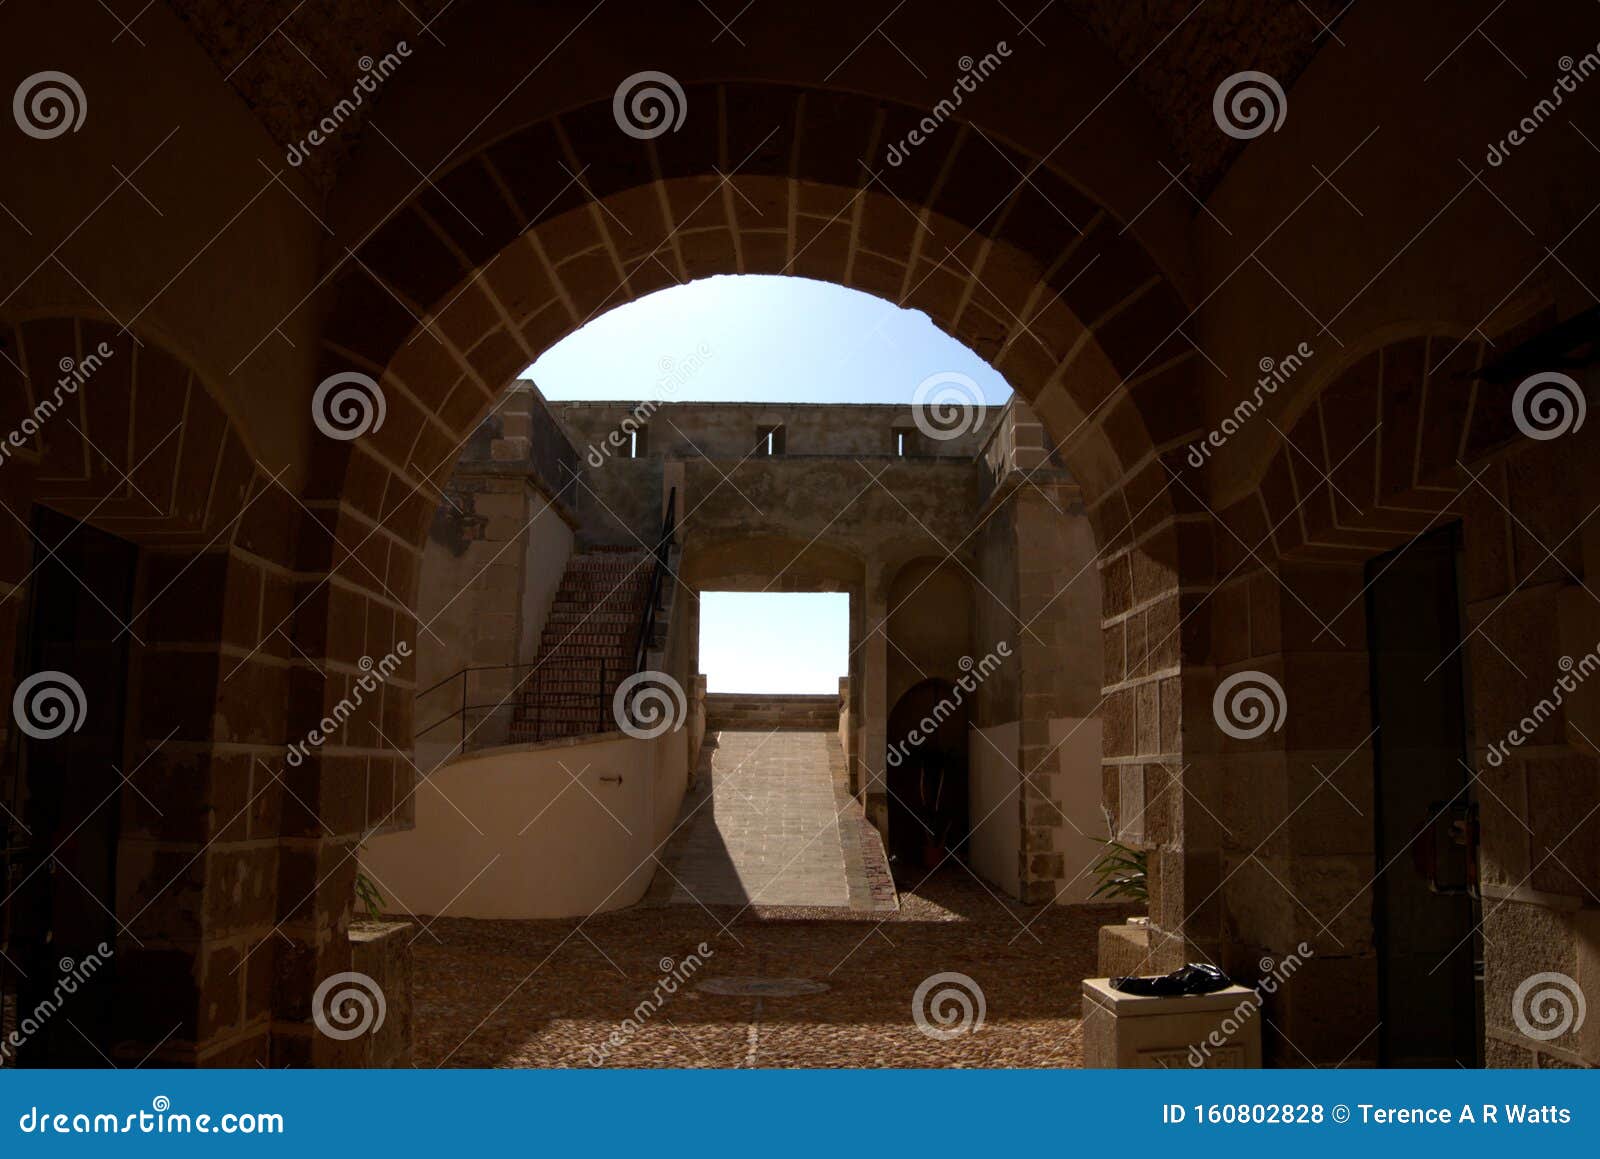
[1365,522,1483,1067]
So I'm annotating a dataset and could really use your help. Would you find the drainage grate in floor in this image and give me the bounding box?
[698,977,830,997]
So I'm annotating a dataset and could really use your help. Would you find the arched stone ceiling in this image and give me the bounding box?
[164,0,1347,198]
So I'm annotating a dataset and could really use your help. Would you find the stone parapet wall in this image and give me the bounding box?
[705,692,841,731]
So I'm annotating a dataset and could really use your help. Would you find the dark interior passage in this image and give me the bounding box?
[1365,523,1482,1068]
[2,508,137,1067]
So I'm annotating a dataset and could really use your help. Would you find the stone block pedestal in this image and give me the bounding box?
[1097,921,1151,976]
[349,921,414,1068]
[1081,977,1262,1069]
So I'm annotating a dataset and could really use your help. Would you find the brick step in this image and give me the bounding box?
[531,658,631,673]
[538,631,633,645]
[548,595,646,614]
[540,637,633,651]
[569,553,646,565]
[551,591,648,608]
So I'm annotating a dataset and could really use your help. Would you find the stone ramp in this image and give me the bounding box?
[646,729,895,912]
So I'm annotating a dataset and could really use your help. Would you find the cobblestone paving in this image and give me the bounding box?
[412,869,1139,1068]
[648,730,894,911]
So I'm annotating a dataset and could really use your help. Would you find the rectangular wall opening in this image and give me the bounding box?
[698,591,847,693]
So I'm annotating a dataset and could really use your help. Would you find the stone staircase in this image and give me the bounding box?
[508,549,650,743]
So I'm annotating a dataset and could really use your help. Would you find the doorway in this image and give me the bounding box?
[1365,522,1483,1067]
[3,507,138,1066]
[886,679,970,874]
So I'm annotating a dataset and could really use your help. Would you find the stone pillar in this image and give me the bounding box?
[1010,481,1103,903]
[118,541,294,1066]
[1093,459,1198,977]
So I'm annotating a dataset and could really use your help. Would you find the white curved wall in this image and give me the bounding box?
[361,728,690,919]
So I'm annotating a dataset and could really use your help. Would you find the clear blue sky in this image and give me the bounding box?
[525,275,1008,693]
[698,592,849,693]
[522,274,1013,405]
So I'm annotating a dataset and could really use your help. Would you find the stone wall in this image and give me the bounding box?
[413,388,582,758]
[550,401,997,463]
[705,692,841,730]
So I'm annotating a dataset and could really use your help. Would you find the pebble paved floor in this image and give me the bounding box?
[413,873,1135,1067]
[409,729,1140,1067]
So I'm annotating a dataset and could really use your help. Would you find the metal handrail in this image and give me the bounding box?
[633,487,677,676]
[415,661,544,748]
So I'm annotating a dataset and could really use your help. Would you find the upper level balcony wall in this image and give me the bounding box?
[548,401,999,462]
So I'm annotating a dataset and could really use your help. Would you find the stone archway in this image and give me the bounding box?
[288,9,1213,1052]
[0,314,303,1066]
[1170,310,1597,1066]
